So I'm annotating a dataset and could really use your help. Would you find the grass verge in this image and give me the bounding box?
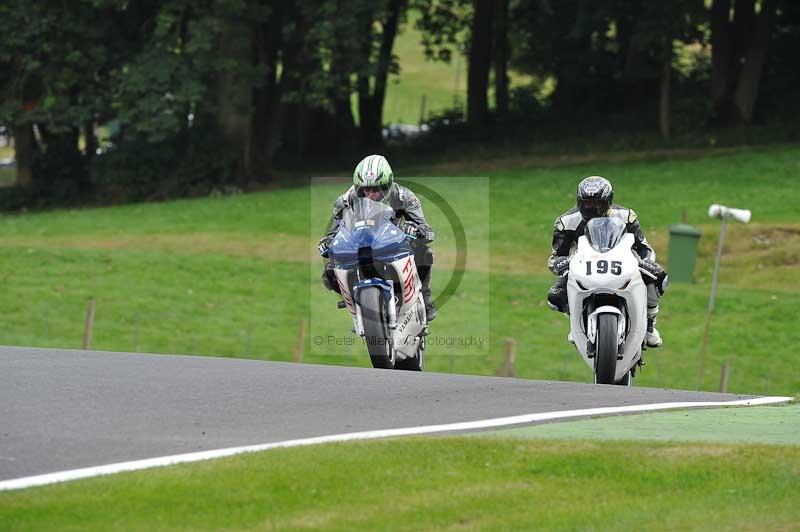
[0,145,798,394]
[493,403,800,445]
[2,436,798,530]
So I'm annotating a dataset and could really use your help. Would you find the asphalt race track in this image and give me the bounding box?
[0,346,768,482]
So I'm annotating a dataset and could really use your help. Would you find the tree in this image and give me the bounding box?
[467,0,493,127]
[711,0,777,124]
[357,0,409,148]
[0,0,131,193]
[493,0,510,116]
[415,0,500,127]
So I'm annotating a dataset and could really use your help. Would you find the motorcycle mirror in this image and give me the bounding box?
[708,203,751,224]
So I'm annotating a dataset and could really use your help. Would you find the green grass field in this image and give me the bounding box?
[3,426,799,530]
[1,144,798,395]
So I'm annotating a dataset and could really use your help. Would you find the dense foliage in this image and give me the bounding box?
[0,0,798,206]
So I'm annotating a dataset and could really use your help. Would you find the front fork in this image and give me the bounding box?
[585,305,626,360]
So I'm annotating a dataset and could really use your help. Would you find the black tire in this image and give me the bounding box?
[361,287,395,369]
[395,336,424,371]
[615,370,631,386]
[594,313,618,385]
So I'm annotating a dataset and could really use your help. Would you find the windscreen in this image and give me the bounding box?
[585,216,627,253]
[340,197,394,232]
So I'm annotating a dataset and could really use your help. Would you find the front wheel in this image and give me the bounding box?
[594,313,618,385]
[360,287,395,369]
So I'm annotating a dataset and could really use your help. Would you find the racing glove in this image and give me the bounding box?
[318,239,330,258]
[419,227,435,242]
[639,258,669,296]
[551,256,571,276]
[402,223,420,238]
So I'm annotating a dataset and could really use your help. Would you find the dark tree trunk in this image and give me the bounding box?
[13,123,34,187]
[332,0,357,142]
[357,72,375,148]
[659,40,672,140]
[711,0,733,113]
[733,0,774,123]
[248,8,284,180]
[710,0,772,125]
[216,17,253,181]
[356,1,374,147]
[493,0,509,116]
[83,120,97,163]
[467,0,493,127]
[358,0,406,149]
[732,0,756,51]
[33,126,89,197]
[373,0,404,117]
[616,1,647,111]
[330,58,357,156]
[279,4,331,160]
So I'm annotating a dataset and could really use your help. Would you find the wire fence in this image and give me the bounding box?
[6,298,781,396]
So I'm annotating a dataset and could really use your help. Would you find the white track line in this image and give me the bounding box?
[0,396,792,491]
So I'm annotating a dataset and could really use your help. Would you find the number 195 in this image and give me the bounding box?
[586,260,622,275]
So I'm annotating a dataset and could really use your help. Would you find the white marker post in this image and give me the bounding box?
[696,204,751,390]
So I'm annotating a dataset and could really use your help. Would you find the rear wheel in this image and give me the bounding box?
[594,313,618,385]
[361,287,395,369]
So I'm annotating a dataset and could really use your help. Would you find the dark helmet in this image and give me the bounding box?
[576,176,613,221]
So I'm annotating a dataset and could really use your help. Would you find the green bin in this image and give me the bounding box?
[667,223,702,283]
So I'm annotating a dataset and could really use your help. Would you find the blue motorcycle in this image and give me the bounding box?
[328,198,427,370]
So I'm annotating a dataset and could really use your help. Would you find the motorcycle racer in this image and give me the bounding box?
[319,154,437,321]
[547,176,668,347]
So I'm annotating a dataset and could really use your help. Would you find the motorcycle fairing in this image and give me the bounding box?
[567,230,647,382]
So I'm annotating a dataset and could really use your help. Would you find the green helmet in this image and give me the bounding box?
[353,154,393,199]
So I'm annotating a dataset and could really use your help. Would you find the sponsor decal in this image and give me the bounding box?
[401,257,416,303]
[337,278,355,316]
[396,311,414,333]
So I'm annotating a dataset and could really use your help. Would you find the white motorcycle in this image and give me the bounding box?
[566,217,648,385]
[327,197,427,370]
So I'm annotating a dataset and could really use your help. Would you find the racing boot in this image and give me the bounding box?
[322,266,341,294]
[547,276,569,314]
[567,331,575,344]
[646,317,662,348]
[418,265,436,322]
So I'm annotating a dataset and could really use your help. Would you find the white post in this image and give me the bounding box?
[696,217,727,389]
[696,204,750,390]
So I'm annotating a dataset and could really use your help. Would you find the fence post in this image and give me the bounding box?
[245,321,253,356]
[719,361,731,393]
[496,338,518,378]
[83,298,96,350]
[134,311,141,352]
[293,319,307,363]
